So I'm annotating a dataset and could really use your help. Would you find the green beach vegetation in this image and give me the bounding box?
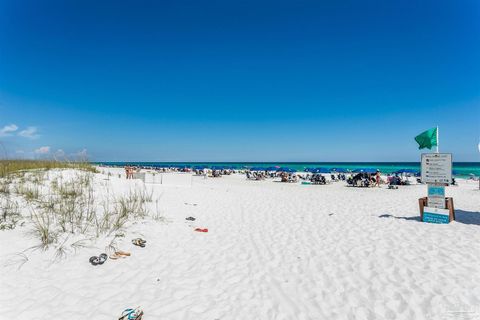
[0,160,163,261]
[0,159,97,178]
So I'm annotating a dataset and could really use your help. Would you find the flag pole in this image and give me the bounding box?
[436,126,439,153]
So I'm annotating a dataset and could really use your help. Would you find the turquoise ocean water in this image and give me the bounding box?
[96,162,480,178]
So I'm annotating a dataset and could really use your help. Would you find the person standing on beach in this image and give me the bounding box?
[129,167,134,179]
[375,170,381,187]
[125,166,129,179]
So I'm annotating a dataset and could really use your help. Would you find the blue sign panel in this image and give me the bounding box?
[428,185,445,197]
[423,206,450,224]
[423,212,449,224]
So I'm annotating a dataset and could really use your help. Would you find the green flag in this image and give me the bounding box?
[414,127,438,150]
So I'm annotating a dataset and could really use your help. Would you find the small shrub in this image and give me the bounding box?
[32,210,56,249]
[0,197,21,230]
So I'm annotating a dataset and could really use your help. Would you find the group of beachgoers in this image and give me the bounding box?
[113,165,429,188]
[193,168,234,177]
[347,171,382,188]
[245,169,411,188]
[246,170,350,185]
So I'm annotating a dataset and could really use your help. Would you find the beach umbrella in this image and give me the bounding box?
[353,168,377,174]
[277,167,296,173]
[193,165,207,170]
[266,166,279,171]
[250,167,266,171]
[331,168,347,173]
[311,167,331,173]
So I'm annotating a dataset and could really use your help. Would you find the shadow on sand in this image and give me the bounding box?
[379,210,480,226]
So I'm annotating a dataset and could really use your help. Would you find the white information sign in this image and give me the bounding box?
[428,197,445,209]
[421,153,452,184]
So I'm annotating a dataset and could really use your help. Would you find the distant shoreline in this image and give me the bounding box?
[94,161,480,177]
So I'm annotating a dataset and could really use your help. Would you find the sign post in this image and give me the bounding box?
[420,153,454,223]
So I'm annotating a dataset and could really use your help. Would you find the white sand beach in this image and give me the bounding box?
[1,168,479,320]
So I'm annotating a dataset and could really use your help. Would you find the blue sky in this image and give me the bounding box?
[0,0,479,162]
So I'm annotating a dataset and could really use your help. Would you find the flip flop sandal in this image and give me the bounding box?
[185,217,196,221]
[109,253,126,260]
[119,309,134,320]
[119,308,143,320]
[194,228,208,233]
[134,310,144,320]
[132,238,147,244]
[132,239,146,247]
[89,256,99,265]
[97,253,108,265]
[115,250,131,256]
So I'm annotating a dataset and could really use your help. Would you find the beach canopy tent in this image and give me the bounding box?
[310,167,331,173]
[353,168,378,174]
[277,167,296,173]
[266,166,279,171]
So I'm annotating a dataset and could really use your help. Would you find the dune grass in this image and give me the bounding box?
[0,160,96,178]
[0,161,162,259]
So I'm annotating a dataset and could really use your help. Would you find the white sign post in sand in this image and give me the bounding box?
[421,153,452,185]
[420,153,454,223]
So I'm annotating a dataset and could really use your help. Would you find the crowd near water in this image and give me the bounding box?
[96,162,480,178]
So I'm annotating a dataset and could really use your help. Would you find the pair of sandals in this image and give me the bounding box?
[132,238,146,247]
[110,250,131,260]
[89,253,107,266]
[119,307,143,320]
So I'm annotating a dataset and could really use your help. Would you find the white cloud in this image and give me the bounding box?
[0,124,18,136]
[19,126,39,139]
[75,148,88,160]
[35,146,50,154]
[53,149,65,159]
